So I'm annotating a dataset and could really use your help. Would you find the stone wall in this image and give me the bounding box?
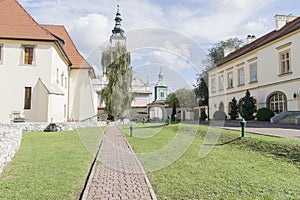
[0,121,109,175]
[0,121,107,132]
[0,127,22,175]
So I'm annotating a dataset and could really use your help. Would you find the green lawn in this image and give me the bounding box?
[0,127,104,200]
[124,123,300,199]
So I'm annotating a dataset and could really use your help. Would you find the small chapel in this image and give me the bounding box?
[148,70,169,121]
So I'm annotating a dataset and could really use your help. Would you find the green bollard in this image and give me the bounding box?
[240,118,246,137]
[167,115,171,125]
[130,124,133,137]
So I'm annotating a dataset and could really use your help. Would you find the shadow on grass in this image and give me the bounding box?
[216,137,242,146]
[198,129,300,165]
[124,124,166,130]
[202,137,242,146]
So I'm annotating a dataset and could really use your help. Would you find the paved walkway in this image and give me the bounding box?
[85,126,155,200]
[221,121,300,140]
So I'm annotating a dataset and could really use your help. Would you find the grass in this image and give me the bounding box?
[124,123,300,199]
[0,127,104,200]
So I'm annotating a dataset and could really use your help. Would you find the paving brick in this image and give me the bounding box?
[85,126,153,200]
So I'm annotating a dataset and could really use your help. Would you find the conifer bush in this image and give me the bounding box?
[256,108,275,121]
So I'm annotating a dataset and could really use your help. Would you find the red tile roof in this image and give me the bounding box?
[216,17,300,67]
[0,0,58,41]
[42,25,92,69]
[0,0,92,70]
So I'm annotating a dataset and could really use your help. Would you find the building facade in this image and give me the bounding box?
[0,0,97,123]
[208,14,300,119]
[43,25,98,122]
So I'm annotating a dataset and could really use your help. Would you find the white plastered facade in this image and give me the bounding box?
[0,40,69,123]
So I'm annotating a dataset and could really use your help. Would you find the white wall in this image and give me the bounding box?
[0,40,69,123]
[69,69,97,121]
[208,31,300,118]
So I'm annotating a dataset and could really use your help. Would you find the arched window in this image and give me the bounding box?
[267,92,287,114]
[228,102,232,114]
[219,102,224,112]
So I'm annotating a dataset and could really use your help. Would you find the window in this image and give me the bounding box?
[24,87,32,109]
[219,102,224,112]
[61,73,64,87]
[65,77,68,89]
[238,68,245,85]
[227,72,233,88]
[250,64,257,82]
[219,75,224,90]
[56,69,59,83]
[211,77,216,92]
[228,102,232,114]
[24,46,34,65]
[64,105,67,119]
[279,50,291,74]
[268,92,287,114]
[160,92,164,98]
[0,45,2,63]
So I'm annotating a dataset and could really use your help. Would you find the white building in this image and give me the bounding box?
[94,5,151,116]
[208,14,300,122]
[42,25,97,122]
[0,0,97,123]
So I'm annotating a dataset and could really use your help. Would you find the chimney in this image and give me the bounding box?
[247,35,256,44]
[286,14,298,23]
[224,47,236,57]
[275,14,287,30]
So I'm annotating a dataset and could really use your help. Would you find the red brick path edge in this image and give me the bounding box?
[81,126,157,200]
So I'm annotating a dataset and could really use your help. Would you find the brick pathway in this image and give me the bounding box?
[85,126,154,200]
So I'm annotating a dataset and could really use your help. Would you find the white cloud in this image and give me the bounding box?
[18,0,300,90]
[245,18,272,36]
[70,14,112,56]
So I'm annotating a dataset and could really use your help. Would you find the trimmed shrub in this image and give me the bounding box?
[229,97,239,120]
[256,108,275,121]
[239,90,256,120]
[200,111,208,121]
[213,111,227,120]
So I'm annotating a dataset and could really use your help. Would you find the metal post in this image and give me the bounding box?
[130,124,133,137]
[167,115,171,125]
[240,118,246,137]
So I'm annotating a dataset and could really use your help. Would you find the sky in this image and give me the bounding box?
[19,0,300,92]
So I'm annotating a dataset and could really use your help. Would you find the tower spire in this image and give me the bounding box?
[112,4,124,37]
[110,3,127,46]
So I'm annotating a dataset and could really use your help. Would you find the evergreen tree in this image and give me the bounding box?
[194,38,243,112]
[239,90,256,120]
[194,72,208,106]
[229,97,239,120]
[171,101,177,122]
[203,37,243,68]
[101,43,133,120]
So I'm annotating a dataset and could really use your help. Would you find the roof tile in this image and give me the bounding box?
[216,16,300,67]
[42,25,92,69]
[0,0,57,41]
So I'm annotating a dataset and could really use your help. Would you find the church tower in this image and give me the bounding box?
[110,5,127,47]
[154,69,168,102]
